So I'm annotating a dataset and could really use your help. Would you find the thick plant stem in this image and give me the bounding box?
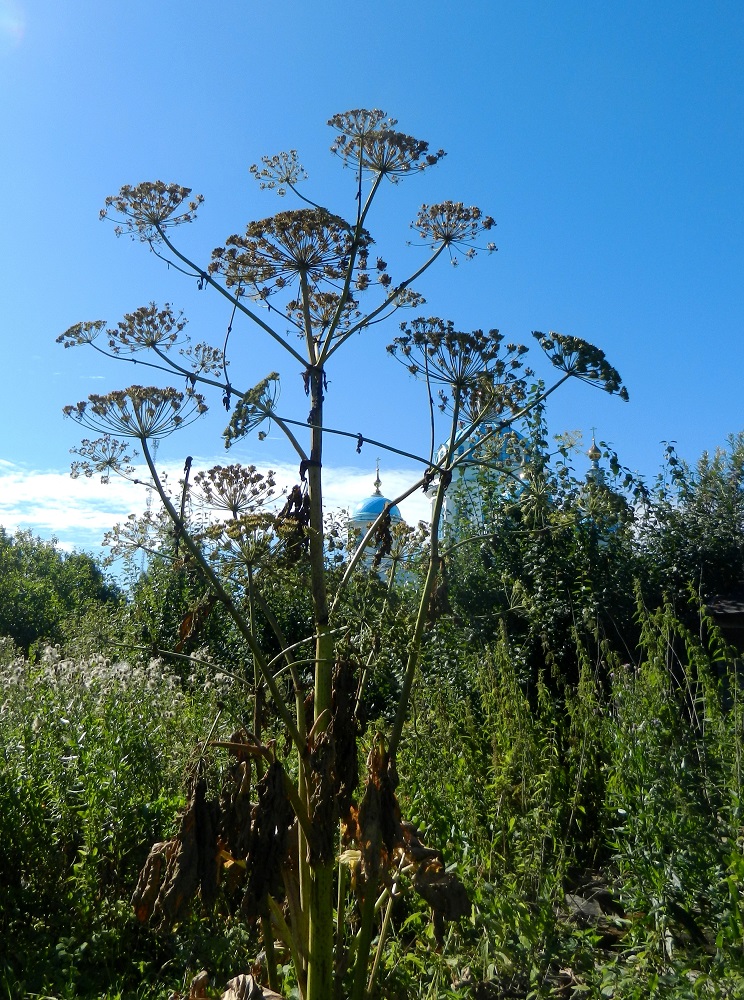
[247,567,263,741]
[306,861,336,1000]
[303,361,336,1000]
[350,870,380,1000]
[260,914,280,994]
[335,859,347,965]
[306,365,333,726]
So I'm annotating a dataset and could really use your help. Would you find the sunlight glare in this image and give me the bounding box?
[0,0,25,51]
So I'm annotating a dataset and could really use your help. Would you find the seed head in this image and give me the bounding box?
[70,436,136,484]
[534,332,629,399]
[64,385,207,441]
[413,202,495,255]
[210,209,370,298]
[107,303,187,354]
[249,150,308,196]
[328,109,445,181]
[57,319,107,349]
[193,464,277,518]
[100,181,203,242]
[388,318,529,417]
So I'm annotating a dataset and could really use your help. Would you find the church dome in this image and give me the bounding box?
[348,465,402,527]
[351,494,402,521]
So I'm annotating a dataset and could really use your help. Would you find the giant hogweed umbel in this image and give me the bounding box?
[61,108,628,1000]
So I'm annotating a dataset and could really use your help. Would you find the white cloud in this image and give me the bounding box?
[0,456,431,554]
[0,461,150,551]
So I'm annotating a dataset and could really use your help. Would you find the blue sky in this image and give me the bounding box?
[1,1,743,552]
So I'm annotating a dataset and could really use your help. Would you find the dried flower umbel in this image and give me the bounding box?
[250,150,308,196]
[210,209,373,299]
[285,290,361,336]
[100,181,204,242]
[388,318,530,417]
[223,374,280,447]
[412,202,496,260]
[328,109,446,180]
[58,305,225,379]
[57,319,107,348]
[106,303,187,354]
[64,386,207,441]
[192,465,277,520]
[534,331,629,400]
[70,436,137,484]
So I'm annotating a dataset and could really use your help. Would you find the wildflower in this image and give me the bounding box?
[64,385,207,441]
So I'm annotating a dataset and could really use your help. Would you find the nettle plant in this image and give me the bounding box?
[60,109,628,1000]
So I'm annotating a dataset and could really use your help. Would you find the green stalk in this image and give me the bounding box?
[367,889,396,998]
[139,438,305,754]
[306,861,336,1000]
[269,893,307,1000]
[303,360,337,1000]
[335,859,348,962]
[247,566,263,741]
[388,397,460,764]
[350,868,380,1000]
[260,913,280,994]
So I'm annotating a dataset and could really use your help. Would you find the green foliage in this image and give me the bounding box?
[4,586,744,997]
[382,598,744,999]
[0,642,252,998]
[448,429,744,700]
[637,434,744,603]
[446,414,639,691]
[0,527,121,653]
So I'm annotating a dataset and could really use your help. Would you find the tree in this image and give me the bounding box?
[445,415,642,691]
[0,527,120,652]
[637,435,744,605]
[60,109,628,999]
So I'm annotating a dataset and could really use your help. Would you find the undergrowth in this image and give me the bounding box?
[2,601,744,998]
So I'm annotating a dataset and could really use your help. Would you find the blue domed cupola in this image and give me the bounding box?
[349,463,402,535]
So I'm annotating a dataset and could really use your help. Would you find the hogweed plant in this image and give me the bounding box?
[60,109,628,1000]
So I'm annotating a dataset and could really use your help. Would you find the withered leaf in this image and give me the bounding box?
[413,864,471,922]
[241,761,294,918]
[131,839,176,923]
